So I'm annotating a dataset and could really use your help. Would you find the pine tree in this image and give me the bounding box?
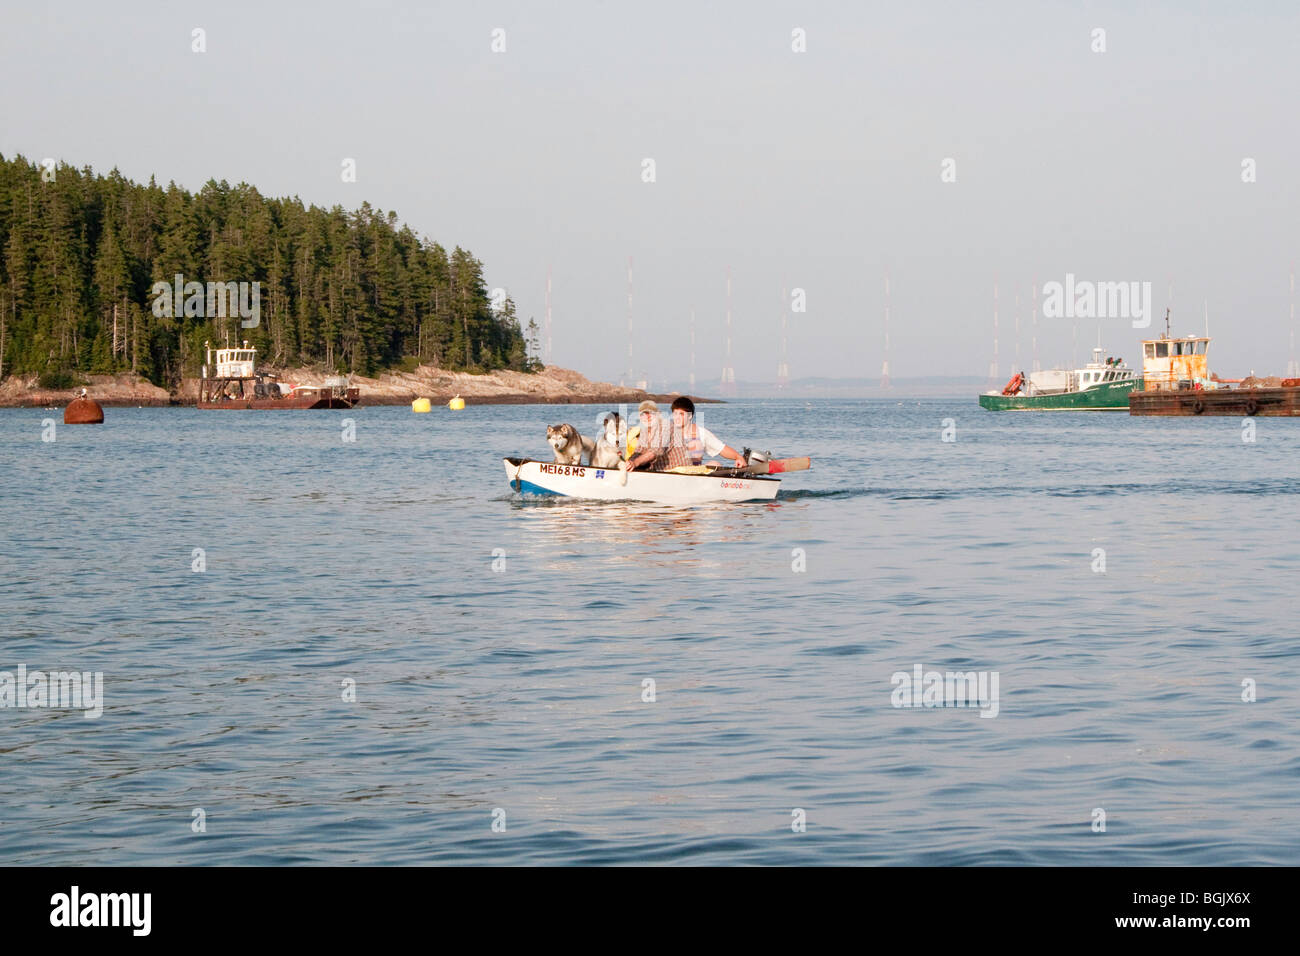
[0,153,528,385]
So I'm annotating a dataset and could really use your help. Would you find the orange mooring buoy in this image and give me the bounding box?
[64,389,104,424]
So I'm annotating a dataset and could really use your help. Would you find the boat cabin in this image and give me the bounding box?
[1141,335,1210,390]
[213,347,256,379]
[1020,347,1137,395]
[203,340,258,381]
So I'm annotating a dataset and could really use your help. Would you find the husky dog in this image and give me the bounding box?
[590,413,625,469]
[547,423,595,465]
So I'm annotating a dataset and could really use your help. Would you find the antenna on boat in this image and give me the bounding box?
[1165,306,1171,339]
[1204,298,1209,340]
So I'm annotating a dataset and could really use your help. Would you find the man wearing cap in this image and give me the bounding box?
[622,400,691,472]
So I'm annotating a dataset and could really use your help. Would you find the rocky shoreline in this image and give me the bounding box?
[0,365,715,408]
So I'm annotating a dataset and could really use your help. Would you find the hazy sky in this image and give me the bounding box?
[3,1,1298,384]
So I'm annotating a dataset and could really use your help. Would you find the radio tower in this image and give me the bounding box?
[1032,279,1040,372]
[544,265,553,365]
[624,256,633,387]
[988,277,1000,385]
[1013,290,1020,374]
[880,270,892,388]
[720,266,736,396]
[1289,267,1298,377]
[776,279,790,388]
[689,309,697,391]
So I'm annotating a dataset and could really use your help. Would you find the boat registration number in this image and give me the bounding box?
[539,463,588,478]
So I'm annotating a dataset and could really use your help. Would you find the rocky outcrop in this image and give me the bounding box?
[1,365,714,408]
[0,373,172,407]
[294,365,709,406]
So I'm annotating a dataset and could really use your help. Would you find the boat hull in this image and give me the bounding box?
[979,380,1138,410]
[197,397,358,409]
[503,458,781,504]
[197,387,360,409]
[1129,385,1300,416]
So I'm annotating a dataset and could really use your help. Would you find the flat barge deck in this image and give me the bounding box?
[1130,385,1300,416]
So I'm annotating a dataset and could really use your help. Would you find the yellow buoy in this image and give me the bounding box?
[412,397,432,413]
[448,395,465,410]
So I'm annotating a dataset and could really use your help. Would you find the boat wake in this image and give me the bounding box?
[778,478,1300,502]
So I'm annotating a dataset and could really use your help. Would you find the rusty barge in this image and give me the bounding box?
[1128,318,1300,416]
[198,341,360,410]
[1130,383,1300,416]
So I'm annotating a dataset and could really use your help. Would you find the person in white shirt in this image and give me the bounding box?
[623,400,691,472]
[671,396,747,469]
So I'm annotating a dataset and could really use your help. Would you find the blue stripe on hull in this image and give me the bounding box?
[514,479,566,496]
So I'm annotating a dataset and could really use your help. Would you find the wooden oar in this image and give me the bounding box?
[758,456,810,475]
[709,457,812,477]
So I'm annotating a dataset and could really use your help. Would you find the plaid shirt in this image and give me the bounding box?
[638,415,691,470]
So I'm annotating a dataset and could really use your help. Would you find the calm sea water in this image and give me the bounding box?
[1,399,1297,865]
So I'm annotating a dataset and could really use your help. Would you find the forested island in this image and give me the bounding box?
[0,154,532,392]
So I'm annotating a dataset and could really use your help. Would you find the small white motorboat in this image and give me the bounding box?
[503,456,808,504]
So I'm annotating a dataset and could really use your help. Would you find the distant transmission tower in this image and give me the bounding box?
[989,277,1000,385]
[1289,267,1298,377]
[1013,291,1020,374]
[776,279,790,388]
[720,266,736,396]
[624,256,633,387]
[689,309,697,391]
[880,270,892,389]
[1032,279,1040,372]
[544,265,553,365]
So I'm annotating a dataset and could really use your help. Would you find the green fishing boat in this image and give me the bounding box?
[979,348,1139,410]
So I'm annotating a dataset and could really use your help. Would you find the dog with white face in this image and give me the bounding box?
[590,412,625,469]
[546,423,595,465]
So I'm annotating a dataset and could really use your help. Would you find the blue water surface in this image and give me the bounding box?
[0,399,1297,864]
